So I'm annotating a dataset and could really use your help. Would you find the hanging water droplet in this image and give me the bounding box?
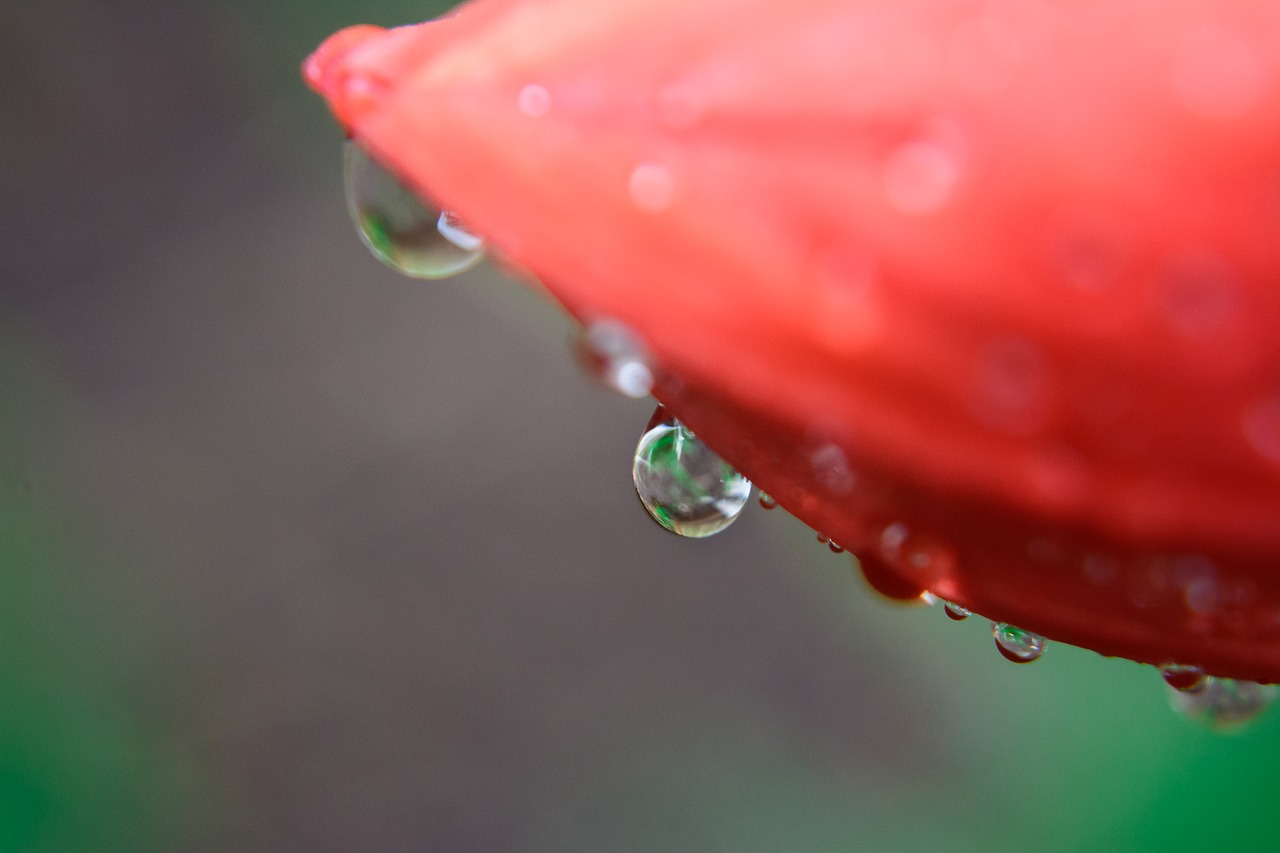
[943,601,971,621]
[574,320,655,398]
[1169,677,1277,731]
[828,541,845,554]
[632,407,752,538]
[992,623,1046,663]
[1160,663,1208,693]
[343,141,485,279]
[758,492,777,510]
[816,532,829,545]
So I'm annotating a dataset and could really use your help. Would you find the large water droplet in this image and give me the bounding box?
[1160,663,1208,693]
[992,623,1046,663]
[574,320,655,398]
[343,141,485,279]
[1169,677,1277,731]
[632,407,752,537]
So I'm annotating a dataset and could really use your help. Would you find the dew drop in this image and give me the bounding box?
[810,443,856,495]
[828,541,845,554]
[882,137,961,214]
[758,492,777,510]
[517,83,552,118]
[1169,677,1277,732]
[943,601,971,621]
[992,623,1046,663]
[1160,663,1208,693]
[574,320,655,398]
[343,141,486,279]
[629,163,676,212]
[632,406,752,537]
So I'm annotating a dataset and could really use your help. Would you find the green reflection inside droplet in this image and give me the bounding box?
[342,142,485,279]
[633,412,751,538]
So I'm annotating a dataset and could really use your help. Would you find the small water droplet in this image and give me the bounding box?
[758,492,777,510]
[1156,252,1240,339]
[810,443,856,495]
[943,601,971,621]
[517,83,552,118]
[880,523,955,577]
[972,336,1052,434]
[828,541,845,554]
[629,163,676,212]
[574,320,655,398]
[816,532,829,545]
[1169,677,1277,731]
[1242,393,1280,465]
[343,142,485,279]
[992,623,1046,663]
[882,135,961,214]
[632,406,751,537]
[1160,663,1208,693]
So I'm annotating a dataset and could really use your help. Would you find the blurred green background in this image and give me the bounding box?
[2,2,1278,850]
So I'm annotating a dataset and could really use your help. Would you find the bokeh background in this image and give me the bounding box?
[3,2,1279,850]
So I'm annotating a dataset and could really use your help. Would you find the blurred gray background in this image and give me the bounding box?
[3,2,1278,851]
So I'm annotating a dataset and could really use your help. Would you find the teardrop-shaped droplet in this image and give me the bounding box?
[992,622,1046,663]
[632,406,752,537]
[1169,677,1277,732]
[943,601,971,621]
[343,141,485,278]
[758,492,777,510]
[574,319,655,398]
[1160,663,1208,693]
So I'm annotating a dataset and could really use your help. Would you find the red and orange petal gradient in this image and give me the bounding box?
[305,0,1280,681]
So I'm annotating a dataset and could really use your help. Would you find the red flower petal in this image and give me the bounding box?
[306,0,1280,680]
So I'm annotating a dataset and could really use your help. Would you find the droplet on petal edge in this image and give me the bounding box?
[992,622,1046,663]
[758,492,777,510]
[632,406,752,537]
[343,141,485,278]
[943,601,972,621]
[1160,663,1208,693]
[1169,678,1277,732]
[574,319,656,398]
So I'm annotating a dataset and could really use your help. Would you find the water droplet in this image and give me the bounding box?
[1160,663,1208,693]
[828,541,845,554]
[972,337,1052,434]
[1156,252,1240,339]
[810,443,856,495]
[816,532,829,545]
[992,623,1046,663]
[574,320,655,398]
[1242,393,1280,465]
[1169,677,1277,731]
[629,163,676,212]
[879,523,955,577]
[943,601,971,621]
[856,553,929,603]
[758,492,777,510]
[882,131,962,214]
[517,83,552,118]
[343,141,485,279]
[632,407,752,537]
